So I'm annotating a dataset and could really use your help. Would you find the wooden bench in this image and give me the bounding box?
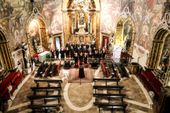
[31,86,62,95]
[94,102,127,113]
[34,79,62,83]
[101,62,108,77]
[44,64,53,77]
[28,95,62,100]
[29,104,58,113]
[36,63,49,77]
[28,95,61,105]
[50,64,58,76]
[93,78,120,86]
[0,71,24,100]
[137,70,162,100]
[93,85,124,94]
[116,63,129,78]
[34,79,62,87]
[93,93,125,103]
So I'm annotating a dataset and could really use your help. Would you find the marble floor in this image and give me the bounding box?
[6,65,154,113]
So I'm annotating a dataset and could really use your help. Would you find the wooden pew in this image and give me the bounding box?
[50,64,57,76]
[28,95,61,105]
[94,102,127,113]
[93,93,125,99]
[34,79,62,87]
[93,78,120,86]
[31,86,62,95]
[0,71,24,100]
[29,104,58,113]
[93,93,125,103]
[93,85,124,94]
[44,64,53,77]
[34,79,62,83]
[28,95,62,100]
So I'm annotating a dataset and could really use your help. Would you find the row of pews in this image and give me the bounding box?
[0,70,9,82]
[101,60,119,78]
[116,63,129,78]
[27,79,62,113]
[35,62,61,78]
[0,71,24,101]
[93,78,127,113]
[137,70,163,100]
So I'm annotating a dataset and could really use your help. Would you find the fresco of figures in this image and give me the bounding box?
[0,0,167,53]
[42,0,63,34]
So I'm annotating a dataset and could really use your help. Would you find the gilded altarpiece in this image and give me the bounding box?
[62,0,101,48]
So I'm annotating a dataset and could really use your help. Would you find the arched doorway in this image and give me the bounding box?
[115,17,135,55]
[26,8,49,55]
[0,29,13,70]
[113,16,135,63]
[148,27,170,70]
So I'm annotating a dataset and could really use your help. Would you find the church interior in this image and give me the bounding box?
[0,0,170,113]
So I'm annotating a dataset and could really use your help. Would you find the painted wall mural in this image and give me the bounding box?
[42,0,62,34]
[100,0,121,33]
[0,0,30,50]
[0,0,167,65]
[133,0,164,52]
[0,0,13,18]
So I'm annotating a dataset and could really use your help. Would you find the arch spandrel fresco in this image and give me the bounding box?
[42,0,63,34]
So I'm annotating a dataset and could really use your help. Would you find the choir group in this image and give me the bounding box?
[51,43,107,66]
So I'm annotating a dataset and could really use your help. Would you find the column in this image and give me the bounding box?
[0,41,13,70]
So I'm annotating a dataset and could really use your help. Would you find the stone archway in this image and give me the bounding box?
[26,8,49,55]
[148,26,170,70]
[115,16,135,56]
[0,29,13,70]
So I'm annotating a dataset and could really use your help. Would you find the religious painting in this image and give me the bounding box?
[123,22,133,51]
[42,0,63,34]
[28,19,41,53]
[0,0,13,19]
[79,10,85,25]
[8,12,26,48]
[146,0,156,8]
[101,0,120,32]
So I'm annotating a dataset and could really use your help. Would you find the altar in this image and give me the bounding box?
[33,51,51,62]
[70,34,94,44]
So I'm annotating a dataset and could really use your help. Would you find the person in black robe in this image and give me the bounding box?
[60,48,65,59]
[79,65,85,79]
[102,48,106,59]
[99,49,102,60]
[50,50,55,58]
[84,52,88,64]
[74,52,78,67]
[79,52,84,65]
[56,49,59,59]
[70,46,74,58]
[65,47,69,58]
[89,51,93,58]
[94,49,99,59]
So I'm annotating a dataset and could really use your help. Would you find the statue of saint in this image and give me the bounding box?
[31,35,40,53]
[79,10,85,25]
